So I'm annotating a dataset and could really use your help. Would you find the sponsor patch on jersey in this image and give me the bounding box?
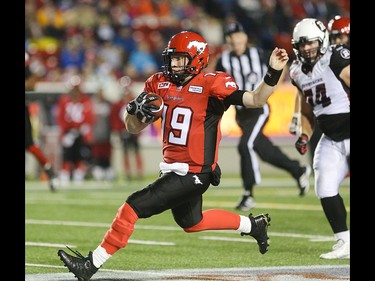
[188,85,203,94]
[158,82,171,89]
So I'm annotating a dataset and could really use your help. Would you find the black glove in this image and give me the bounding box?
[295,134,309,155]
[126,92,159,120]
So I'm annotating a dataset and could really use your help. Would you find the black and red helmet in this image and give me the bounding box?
[162,31,209,84]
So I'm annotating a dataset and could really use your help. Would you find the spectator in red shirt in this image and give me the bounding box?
[91,88,115,181]
[55,75,94,185]
[25,51,59,191]
[110,81,144,181]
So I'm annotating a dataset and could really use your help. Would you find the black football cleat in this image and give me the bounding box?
[57,246,99,281]
[241,213,271,254]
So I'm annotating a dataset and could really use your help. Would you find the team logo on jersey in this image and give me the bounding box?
[225,81,237,88]
[188,85,203,94]
[187,40,207,54]
[340,48,350,59]
[158,82,171,89]
[193,175,203,185]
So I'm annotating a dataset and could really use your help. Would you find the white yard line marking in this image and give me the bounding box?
[26,219,335,242]
[200,236,255,243]
[199,234,334,243]
[202,201,326,210]
[128,239,175,245]
[25,264,350,281]
[25,242,75,248]
[26,239,174,247]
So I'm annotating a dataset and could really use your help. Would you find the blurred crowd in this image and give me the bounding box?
[25,0,349,183]
[25,0,349,95]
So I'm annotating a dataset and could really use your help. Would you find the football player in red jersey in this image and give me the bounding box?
[58,31,289,280]
[25,52,58,191]
[55,75,95,185]
[110,83,144,181]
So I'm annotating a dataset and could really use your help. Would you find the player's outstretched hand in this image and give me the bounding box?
[268,48,289,71]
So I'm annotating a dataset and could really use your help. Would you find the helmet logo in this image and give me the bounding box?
[187,40,207,55]
[315,20,326,32]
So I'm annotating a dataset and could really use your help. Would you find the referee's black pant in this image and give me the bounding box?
[237,111,303,194]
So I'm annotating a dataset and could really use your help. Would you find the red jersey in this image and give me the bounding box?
[144,71,238,173]
[110,96,134,132]
[56,92,94,141]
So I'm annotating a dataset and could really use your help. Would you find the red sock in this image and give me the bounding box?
[136,153,143,175]
[27,144,48,167]
[100,203,139,255]
[62,161,71,171]
[183,209,240,232]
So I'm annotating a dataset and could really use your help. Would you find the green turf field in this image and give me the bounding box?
[25,174,350,275]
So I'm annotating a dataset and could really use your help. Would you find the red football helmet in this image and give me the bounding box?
[162,31,209,84]
[327,16,350,45]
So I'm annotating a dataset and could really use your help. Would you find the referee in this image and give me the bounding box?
[215,22,311,211]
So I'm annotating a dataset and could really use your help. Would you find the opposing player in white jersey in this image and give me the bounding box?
[289,18,350,259]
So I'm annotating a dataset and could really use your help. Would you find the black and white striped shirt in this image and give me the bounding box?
[216,47,269,124]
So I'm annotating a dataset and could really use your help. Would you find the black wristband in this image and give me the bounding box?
[263,66,282,86]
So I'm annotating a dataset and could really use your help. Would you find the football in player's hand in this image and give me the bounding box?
[137,92,164,124]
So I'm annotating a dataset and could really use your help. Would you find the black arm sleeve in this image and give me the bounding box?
[329,45,350,77]
[223,90,246,108]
